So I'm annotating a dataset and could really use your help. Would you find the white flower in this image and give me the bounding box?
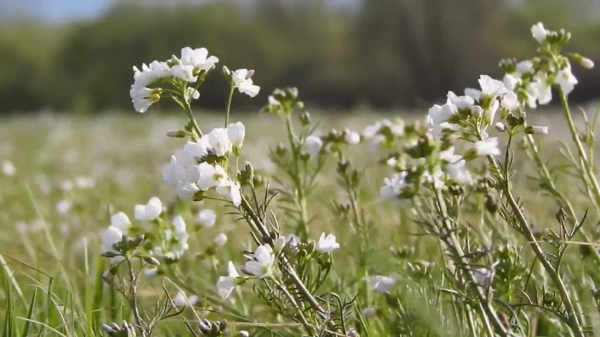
[110,212,131,232]
[74,176,95,189]
[478,75,508,99]
[216,179,242,207]
[464,88,481,101]
[102,226,124,255]
[132,60,171,88]
[196,163,228,190]
[502,73,520,91]
[217,261,241,299]
[198,209,217,228]
[244,245,274,278]
[303,136,323,157]
[2,161,15,177]
[134,197,163,221]
[473,268,493,287]
[180,140,209,165]
[227,122,246,148]
[380,172,408,201]
[555,64,578,95]
[214,233,228,246]
[445,159,472,185]
[474,137,501,157]
[207,128,232,157]
[447,91,474,109]
[317,233,340,253]
[427,103,457,137]
[344,129,361,145]
[172,291,199,307]
[177,47,219,72]
[130,86,161,113]
[170,64,197,82]
[516,60,534,75]
[527,125,549,135]
[501,91,520,111]
[531,72,552,105]
[364,274,398,293]
[531,22,549,43]
[55,200,72,215]
[172,216,188,240]
[231,69,260,97]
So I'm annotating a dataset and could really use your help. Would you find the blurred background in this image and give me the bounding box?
[0,0,600,115]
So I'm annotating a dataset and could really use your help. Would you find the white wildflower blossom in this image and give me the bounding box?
[474,137,501,157]
[176,47,219,73]
[447,91,474,109]
[2,161,15,177]
[231,69,260,97]
[196,162,228,190]
[227,122,246,149]
[172,291,199,307]
[380,172,409,201]
[531,22,549,43]
[364,274,398,293]
[134,197,163,221]
[207,128,232,157]
[214,233,228,246]
[464,88,481,101]
[473,268,493,288]
[198,209,217,228]
[344,129,361,145]
[555,64,578,95]
[316,233,340,253]
[217,261,241,299]
[55,200,72,215]
[478,75,508,99]
[303,136,323,157]
[427,103,458,137]
[244,245,274,278]
[501,91,520,111]
[215,179,242,207]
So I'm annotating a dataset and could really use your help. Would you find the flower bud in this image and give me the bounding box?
[166,130,187,138]
[239,331,249,337]
[222,65,231,76]
[524,125,548,135]
[571,53,595,69]
[199,319,212,334]
[494,122,506,132]
[300,111,311,126]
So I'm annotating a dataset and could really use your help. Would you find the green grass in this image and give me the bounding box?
[0,110,598,336]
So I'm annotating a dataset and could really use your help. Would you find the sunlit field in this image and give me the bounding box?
[3,20,600,337]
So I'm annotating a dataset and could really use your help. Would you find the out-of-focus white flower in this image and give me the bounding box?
[532,72,552,105]
[474,137,501,157]
[56,200,72,215]
[239,331,249,337]
[102,226,124,255]
[531,22,549,43]
[227,122,246,148]
[214,233,228,246]
[473,268,493,288]
[364,274,398,293]
[380,172,408,201]
[172,291,199,307]
[185,87,200,101]
[144,267,158,277]
[74,176,95,189]
[316,233,339,253]
[217,261,241,299]
[344,129,361,145]
[244,245,274,278]
[363,308,377,318]
[427,103,458,137]
[503,73,520,91]
[60,180,74,191]
[517,60,534,74]
[198,209,217,228]
[303,136,323,157]
[555,64,578,95]
[479,75,508,99]
[2,161,15,177]
[580,57,595,69]
[134,197,163,221]
[231,69,260,97]
[172,216,188,242]
[110,212,131,232]
[216,179,242,207]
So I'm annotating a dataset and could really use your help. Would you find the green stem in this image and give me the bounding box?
[559,91,600,207]
[284,114,309,239]
[225,86,235,127]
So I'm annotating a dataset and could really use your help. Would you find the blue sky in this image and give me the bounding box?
[0,0,113,22]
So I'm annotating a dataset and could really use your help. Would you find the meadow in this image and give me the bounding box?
[2,23,600,337]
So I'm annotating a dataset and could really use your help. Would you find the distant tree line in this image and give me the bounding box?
[0,0,599,114]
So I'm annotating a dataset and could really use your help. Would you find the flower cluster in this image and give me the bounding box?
[163,122,245,205]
